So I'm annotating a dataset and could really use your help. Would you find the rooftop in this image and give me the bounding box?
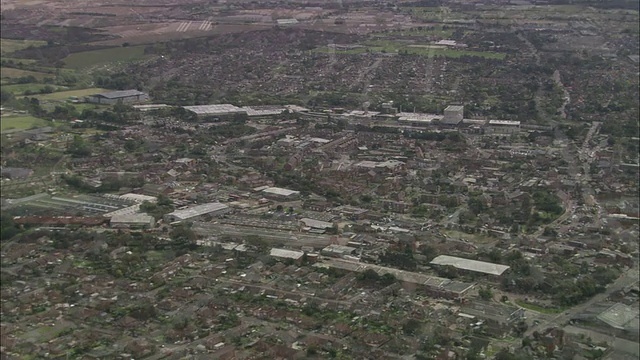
[119,193,157,203]
[111,213,154,224]
[488,120,521,126]
[300,218,333,229]
[322,244,357,255]
[94,90,147,99]
[430,255,510,276]
[445,105,464,112]
[167,202,229,220]
[262,187,300,197]
[397,112,441,123]
[270,248,304,260]
[183,104,245,115]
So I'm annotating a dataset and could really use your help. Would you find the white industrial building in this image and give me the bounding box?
[430,255,510,276]
[300,218,333,230]
[110,213,155,229]
[261,187,300,200]
[485,120,521,135]
[270,248,305,262]
[163,202,230,223]
[183,104,247,119]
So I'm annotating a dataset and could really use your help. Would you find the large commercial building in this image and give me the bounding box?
[261,187,300,201]
[182,104,247,120]
[110,213,155,229]
[430,255,510,277]
[87,90,150,105]
[485,120,521,135]
[163,202,230,223]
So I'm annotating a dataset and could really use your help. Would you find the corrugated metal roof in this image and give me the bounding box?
[96,90,147,99]
[262,187,300,197]
[270,248,304,259]
[167,202,229,220]
[183,104,245,115]
[430,255,510,276]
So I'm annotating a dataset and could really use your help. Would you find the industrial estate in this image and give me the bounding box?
[0,0,638,359]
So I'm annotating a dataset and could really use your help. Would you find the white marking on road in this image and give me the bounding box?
[180,21,192,32]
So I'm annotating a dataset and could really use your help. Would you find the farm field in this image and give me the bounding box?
[0,67,54,80]
[35,87,108,100]
[62,45,149,69]
[0,115,51,132]
[0,38,48,55]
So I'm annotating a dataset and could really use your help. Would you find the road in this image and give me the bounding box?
[524,267,640,337]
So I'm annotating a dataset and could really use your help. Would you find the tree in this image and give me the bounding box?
[67,135,91,157]
[478,286,493,300]
[402,319,422,336]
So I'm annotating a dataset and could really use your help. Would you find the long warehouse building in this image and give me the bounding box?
[430,255,510,276]
[164,202,230,223]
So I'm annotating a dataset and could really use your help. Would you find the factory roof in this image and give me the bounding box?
[119,193,157,203]
[445,105,464,112]
[277,18,299,25]
[488,120,521,126]
[167,202,229,220]
[596,303,640,330]
[93,90,147,99]
[133,104,169,111]
[270,248,305,260]
[183,104,245,116]
[397,112,441,123]
[430,255,510,276]
[322,244,357,255]
[103,204,141,218]
[300,218,333,229]
[111,213,154,224]
[262,187,300,197]
[241,106,286,117]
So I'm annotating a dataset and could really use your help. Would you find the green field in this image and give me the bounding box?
[0,38,48,55]
[1,67,54,80]
[62,45,149,69]
[35,87,108,100]
[2,83,67,95]
[0,115,51,132]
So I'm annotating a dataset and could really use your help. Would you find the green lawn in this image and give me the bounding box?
[35,87,108,100]
[0,38,48,55]
[0,115,51,132]
[62,45,149,69]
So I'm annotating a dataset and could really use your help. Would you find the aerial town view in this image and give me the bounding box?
[0,0,638,359]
